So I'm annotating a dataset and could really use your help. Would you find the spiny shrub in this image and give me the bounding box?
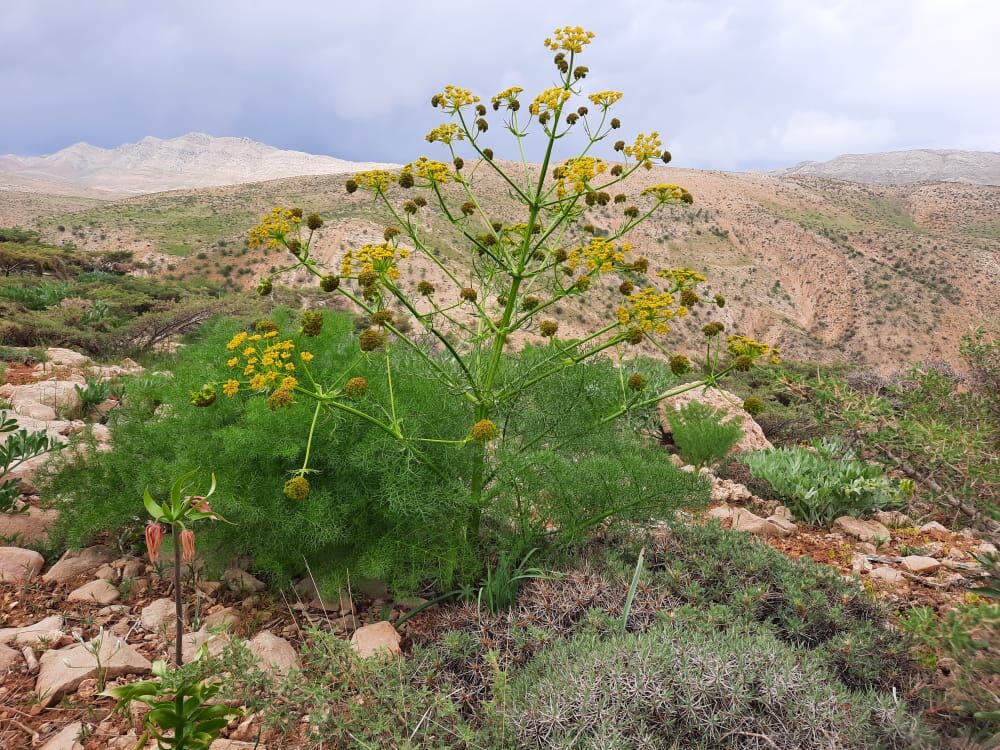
[651,522,913,690]
[665,400,742,467]
[741,439,906,525]
[502,621,930,750]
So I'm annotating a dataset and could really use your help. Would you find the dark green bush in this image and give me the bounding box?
[503,621,930,749]
[665,400,742,467]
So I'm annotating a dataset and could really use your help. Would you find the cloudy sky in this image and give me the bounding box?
[2,0,998,170]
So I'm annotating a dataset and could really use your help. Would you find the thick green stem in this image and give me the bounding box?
[173,522,183,667]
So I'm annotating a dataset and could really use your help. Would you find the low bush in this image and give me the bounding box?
[741,440,907,525]
[665,400,742,467]
[502,621,930,750]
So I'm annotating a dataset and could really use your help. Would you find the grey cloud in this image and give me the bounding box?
[1,0,997,170]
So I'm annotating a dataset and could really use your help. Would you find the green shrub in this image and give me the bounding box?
[742,440,906,525]
[502,621,930,750]
[665,400,742,467]
[74,376,111,416]
[44,311,704,593]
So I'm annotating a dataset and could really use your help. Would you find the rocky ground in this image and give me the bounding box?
[0,356,996,749]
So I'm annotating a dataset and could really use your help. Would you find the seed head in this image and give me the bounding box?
[460,287,478,302]
[483,148,494,160]
[680,288,699,307]
[743,396,764,416]
[703,321,725,337]
[540,319,558,337]
[417,280,435,296]
[460,201,475,216]
[413,196,427,207]
[384,226,400,241]
[566,113,579,125]
[403,200,418,214]
[345,179,358,193]
[255,319,278,333]
[359,328,385,352]
[320,274,340,292]
[267,388,294,410]
[345,376,369,399]
[371,309,394,327]
[611,117,621,129]
[470,419,499,442]
[307,213,323,230]
[669,354,692,375]
[300,310,324,336]
[734,354,753,371]
[573,65,589,80]
[714,293,726,308]
[614,140,625,152]
[627,373,647,391]
[631,257,649,273]
[454,157,464,170]
[476,103,487,116]
[256,278,273,296]
[284,475,310,501]
[357,269,378,288]
[619,281,634,295]
[614,193,627,204]
[399,172,415,188]
[521,295,540,310]
[661,150,672,164]
[610,164,623,176]
[625,327,644,345]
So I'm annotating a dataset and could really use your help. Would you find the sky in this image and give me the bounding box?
[2,0,998,171]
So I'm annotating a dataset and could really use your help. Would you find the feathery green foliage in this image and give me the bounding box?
[666,400,743,467]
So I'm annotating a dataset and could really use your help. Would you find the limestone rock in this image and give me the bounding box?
[40,721,84,750]
[67,579,120,605]
[901,556,942,575]
[36,637,151,707]
[920,521,952,541]
[45,348,91,368]
[660,386,772,455]
[851,554,873,574]
[710,478,752,504]
[833,517,891,544]
[223,568,266,593]
[764,515,797,535]
[247,631,298,676]
[731,507,792,538]
[43,546,117,583]
[210,741,266,750]
[350,621,402,658]
[0,507,59,544]
[140,598,176,632]
[181,628,231,663]
[706,505,734,522]
[0,615,64,646]
[0,643,19,673]
[869,566,905,585]
[0,546,44,583]
[203,607,239,630]
[873,510,912,529]
[9,380,82,415]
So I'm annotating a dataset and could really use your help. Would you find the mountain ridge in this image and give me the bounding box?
[778,148,1000,186]
[0,132,397,197]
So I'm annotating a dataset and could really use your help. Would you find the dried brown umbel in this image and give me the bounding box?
[460,287,478,303]
[307,213,323,230]
[540,319,559,337]
[319,274,340,292]
[359,328,385,352]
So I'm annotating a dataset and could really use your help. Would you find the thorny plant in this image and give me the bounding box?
[199,26,777,554]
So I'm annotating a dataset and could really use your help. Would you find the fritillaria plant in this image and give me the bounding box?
[143,471,228,665]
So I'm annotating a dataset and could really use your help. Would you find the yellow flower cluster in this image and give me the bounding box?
[544,26,595,53]
[425,123,464,145]
[433,84,480,111]
[624,132,663,165]
[727,335,781,364]
[223,331,304,400]
[642,183,693,204]
[248,207,300,249]
[492,86,523,108]
[656,267,707,289]
[617,287,682,335]
[401,156,452,184]
[354,169,395,193]
[555,156,607,197]
[340,242,409,280]
[588,90,623,108]
[566,237,627,273]
[529,86,570,116]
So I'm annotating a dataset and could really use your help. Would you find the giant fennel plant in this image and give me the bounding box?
[195,27,776,548]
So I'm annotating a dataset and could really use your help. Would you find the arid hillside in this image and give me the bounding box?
[3,162,997,371]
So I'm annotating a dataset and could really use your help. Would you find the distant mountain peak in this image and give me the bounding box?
[0,133,397,196]
[778,148,1000,185]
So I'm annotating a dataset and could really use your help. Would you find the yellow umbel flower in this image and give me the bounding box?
[341,242,407,280]
[554,156,607,197]
[529,87,570,116]
[425,123,464,145]
[248,207,300,249]
[432,84,480,111]
[618,287,678,335]
[544,26,595,53]
[656,267,707,289]
[353,169,395,193]
[226,332,248,351]
[565,237,626,274]
[491,86,524,109]
[222,379,240,397]
[642,184,693,204]
[588,91,622,108]
[624,132,663,165]
[400,156,452,185]
[300,351,314,362]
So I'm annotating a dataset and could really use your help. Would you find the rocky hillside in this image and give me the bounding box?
[0,133,396,197]
[780,149,1000,186]
[6,162,996,373]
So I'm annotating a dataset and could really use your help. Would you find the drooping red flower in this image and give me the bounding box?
[189,495,212,514]
[145,521,165,563]
[179,528,197,563]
